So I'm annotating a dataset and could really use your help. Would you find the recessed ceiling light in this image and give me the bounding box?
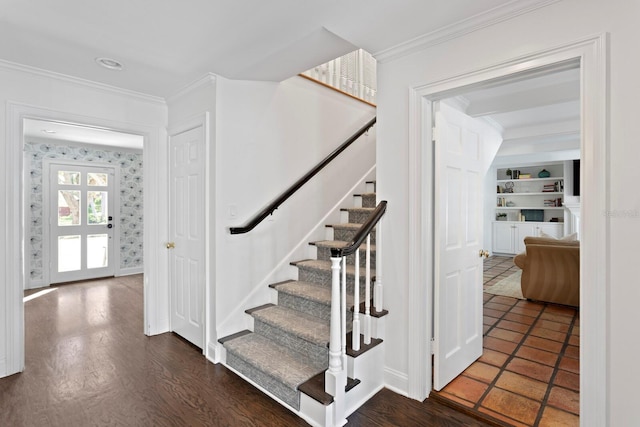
[41,129,56,134]
[95,57,124,71]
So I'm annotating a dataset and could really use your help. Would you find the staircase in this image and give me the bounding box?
[219,182,386,425]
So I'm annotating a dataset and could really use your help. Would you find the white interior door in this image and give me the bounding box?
[49,163,116,284]
[169,125,205,349]
[433,102,485,390]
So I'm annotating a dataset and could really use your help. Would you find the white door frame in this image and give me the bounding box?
[42,159,120,285]
[406,33,608,425]
[4,102,168,377]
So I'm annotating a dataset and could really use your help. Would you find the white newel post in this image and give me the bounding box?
[327,256,346,426]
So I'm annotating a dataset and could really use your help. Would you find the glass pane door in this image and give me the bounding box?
[49,163,116,284]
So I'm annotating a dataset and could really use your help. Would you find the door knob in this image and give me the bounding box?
[479,249,490,258]
[483,250,490,258]
[166,242,175,249]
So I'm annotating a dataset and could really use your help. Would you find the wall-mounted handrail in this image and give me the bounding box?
[330,201,386,258]
[229,117,376,234]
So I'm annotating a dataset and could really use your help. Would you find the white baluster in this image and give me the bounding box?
[375,218,383,313]
[341,256,347,368]
[364,234,372,345]
[352,248,361,351]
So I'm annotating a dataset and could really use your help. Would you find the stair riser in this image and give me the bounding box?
[348,210,373,224]
[278,292,354,327]
[253,320,328,370]
[226,351,300,410]
[361,194,376,208]
[315,246,376,269]
[333,228,376,244]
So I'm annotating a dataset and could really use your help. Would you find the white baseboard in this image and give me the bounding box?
[25,279,46,290]
[383,367,410,397]
[117,266,144,276]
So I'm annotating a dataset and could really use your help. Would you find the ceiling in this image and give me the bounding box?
[5,0,573,152]
[448,66,581,159]
[1,0,553,98]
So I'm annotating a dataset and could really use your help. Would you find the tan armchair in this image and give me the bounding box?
[513,236,580,307]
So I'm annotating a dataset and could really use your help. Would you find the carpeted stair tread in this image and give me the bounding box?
[293,259,375,280]
[341,207,375,213]
[311,240,377,253]
[329,222,373,231]
[224,333,325,390]
[273,280,354,308]
[251,305,330,348]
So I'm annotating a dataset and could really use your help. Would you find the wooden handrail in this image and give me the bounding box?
[229,117,376,234]
[330,201,387,258]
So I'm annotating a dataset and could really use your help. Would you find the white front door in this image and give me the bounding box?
[169,125,205,349]
[48,162,116,284]
[433,102,485,390]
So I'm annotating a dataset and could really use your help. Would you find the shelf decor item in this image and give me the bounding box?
[538,169,551,178]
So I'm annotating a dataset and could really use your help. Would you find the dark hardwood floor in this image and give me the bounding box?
[0,275,492,426]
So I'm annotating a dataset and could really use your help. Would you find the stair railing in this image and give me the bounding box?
[229,117,376,235]
[326,200,387,425]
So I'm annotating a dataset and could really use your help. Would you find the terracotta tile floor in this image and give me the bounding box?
[433,256,580,427]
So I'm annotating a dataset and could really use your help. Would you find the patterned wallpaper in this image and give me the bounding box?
[24,141,144,283]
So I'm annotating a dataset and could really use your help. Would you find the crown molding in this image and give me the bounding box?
[374,0,561,63]
[0,58,166,105]
[24,136,143,154]
[167,73,217,105]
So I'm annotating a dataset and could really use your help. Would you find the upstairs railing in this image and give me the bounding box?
[229,117,376,234]
[326,200,387,426]
[301,49,377,106]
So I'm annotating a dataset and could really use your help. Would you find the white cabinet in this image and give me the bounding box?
[492,221,563,255]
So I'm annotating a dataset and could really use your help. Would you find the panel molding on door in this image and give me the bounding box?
[168,125,205,349]
[43,160,118,284]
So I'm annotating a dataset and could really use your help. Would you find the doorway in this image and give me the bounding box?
[23,119,144,288]
[405,35,608,425]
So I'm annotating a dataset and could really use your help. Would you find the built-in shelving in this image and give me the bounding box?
[491,162,574,254]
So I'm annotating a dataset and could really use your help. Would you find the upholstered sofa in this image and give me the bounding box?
[513,236,580,307]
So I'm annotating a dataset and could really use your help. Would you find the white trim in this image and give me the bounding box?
[374,0,561,63]
[167,74,217,105]
[4,102,166,378]
[0,59,165,105]
[117,266,144,276]
[383,367,410,397]
[25,136,143,154]
[406,34,608,426]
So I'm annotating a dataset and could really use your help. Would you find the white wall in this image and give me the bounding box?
[214,76,376,340]
[376,0,639,424]
[0,62,167,377]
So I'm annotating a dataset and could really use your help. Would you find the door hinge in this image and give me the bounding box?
[432,126,438,142]
[430,337,436,355]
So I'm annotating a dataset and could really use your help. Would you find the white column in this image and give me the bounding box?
[375,218,383,312]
